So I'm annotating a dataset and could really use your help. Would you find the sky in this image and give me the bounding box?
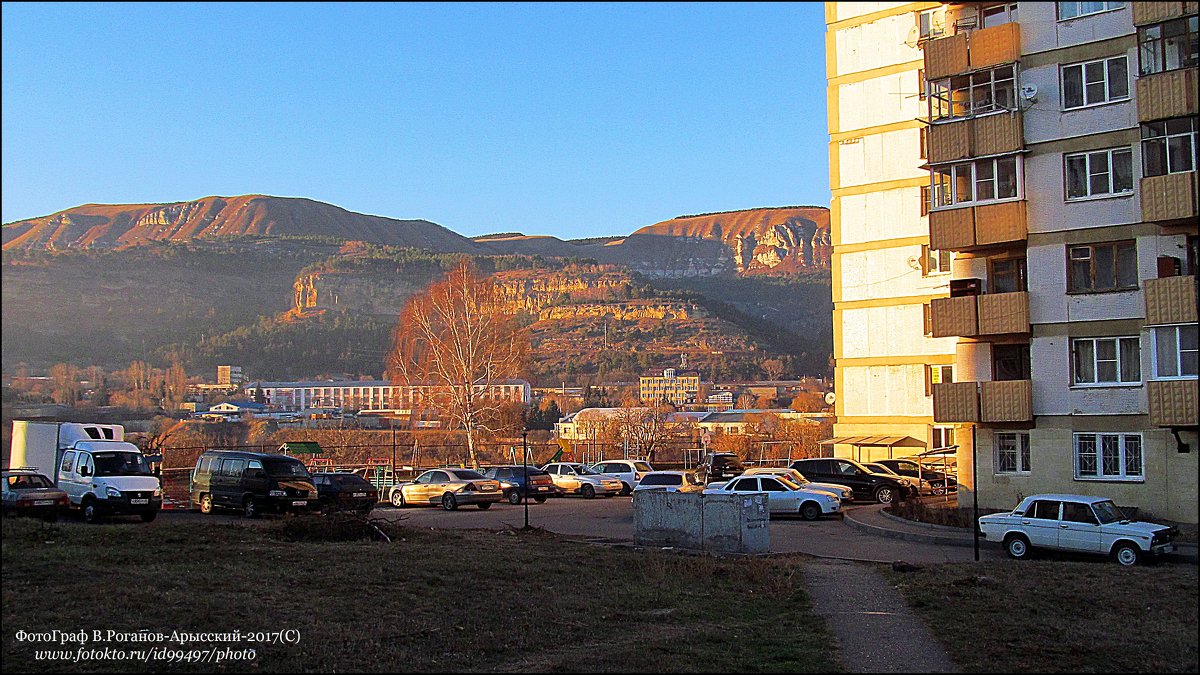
[1,2,830,240]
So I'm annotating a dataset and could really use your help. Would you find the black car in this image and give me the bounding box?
[873,458,957,495]
[313,472,379,513]
[700,453,746,483]
[790,458,917,505]
[190,450,318,517]
[480,465,562,504]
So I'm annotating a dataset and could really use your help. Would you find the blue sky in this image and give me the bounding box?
[1,2,829,240]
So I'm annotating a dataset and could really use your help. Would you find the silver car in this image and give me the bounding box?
[385,468,504,511]
[542,462,623,498]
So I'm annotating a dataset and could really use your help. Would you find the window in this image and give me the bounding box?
[1029,499,1061,520]
[932,426,955,450]
[1065,148,1133,199]
[919,126,928,160]
[995,432,1031,473]
[920,184,932,217]
[1152,324,1199,378]
[921,245,951,275]
[917,69,927,101]
[1072,336,1141,385]
[990,257,1027,293]
[932,156,1020,207]
[929,66,1016,120]
[1142,118,1198,177]
[760,478,788,492]
[833,461,861,477]
[923,303,933,336]
[981,3,1018,28]
[60,451,76,474]
[1062,57,1129,109]
[925,365,954,396]
[1062,502,1098,524]
[1057,2,1124,21]
[1075,433,1143,480]
[1067,241,1138,293]
[1138,16,1199,75]
[918,9,940,40]
[993,344,1031,381]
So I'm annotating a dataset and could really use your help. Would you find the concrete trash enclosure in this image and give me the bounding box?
[632,491,770,554]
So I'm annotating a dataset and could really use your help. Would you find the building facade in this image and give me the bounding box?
[829,1,1197,523]
[639,369,702,406]
[249,379,532,412]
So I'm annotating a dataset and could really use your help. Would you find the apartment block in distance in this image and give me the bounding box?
[918,1,1197,523]
[825,2,962,465]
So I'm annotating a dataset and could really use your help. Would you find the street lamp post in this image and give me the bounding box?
[522,428,530,530]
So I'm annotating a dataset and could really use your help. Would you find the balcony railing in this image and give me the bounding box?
[1141,171,1198,223]
[1137,68,1198,123]
[923,22,1021,80]
[980,379,1032,423]
[1131,1,1199,26]
[1144,275,1198,326]
[926,112,1023,165]
[931,291,1029,337]
[1147,379,1199,427]
[933,381,979,423]
[929,200,1027,251]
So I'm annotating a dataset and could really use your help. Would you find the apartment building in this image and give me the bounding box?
[833,1,1197,523]
[248,379,532,412]
[639,369,702,406]
[825,2,962,465]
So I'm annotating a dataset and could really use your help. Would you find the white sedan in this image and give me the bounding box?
[704,475,840,520]
[737,467,854,503]
[589,459,654,495]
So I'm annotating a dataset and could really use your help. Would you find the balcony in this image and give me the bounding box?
[927,112,1023,164]
[1142,171,1198,223]
[980,380,1032,423]
[1137,68,1198,122]
[1147,379,1199,427]
[929,200,1027,251]
[923,23,1021,80]
[1131,1,1199,26]
[1144,275,1198,326]
[931,291,1029,337]
[933,381,979,423]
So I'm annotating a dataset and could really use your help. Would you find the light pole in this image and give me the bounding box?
[971,433,979,562]
[522,428,530,530]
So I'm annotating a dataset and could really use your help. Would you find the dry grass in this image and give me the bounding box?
[2,517,840,673]
[886,560,1199,673]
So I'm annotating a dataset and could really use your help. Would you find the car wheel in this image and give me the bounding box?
[507,490,522,505]
[932,482,947,496]
[874,486,896,505]
[534,496,548,504]
[1113,542,1140,567]
[800,502,822,521]
[441,493,458,511]
[140,511,158,523]
[243,496,259,519]
[620,482,632,496]
[390,489,406,508]
[477,502,492,510]
[82,498,100,524]
[1005,534,1032,560]
[199,494,214,515]
[581,484,596,499]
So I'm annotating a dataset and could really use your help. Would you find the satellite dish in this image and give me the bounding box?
[907,255,922,270]
[824,392,836,405]
[904,25,921,49]
[1020,84,1038,102]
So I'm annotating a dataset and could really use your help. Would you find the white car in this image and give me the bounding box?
[705,475,840,520]
[589,459,655,495]
[632,470,706,494]
[542,462,623,498]
[737,467,854,504]
[978,494,1178,566]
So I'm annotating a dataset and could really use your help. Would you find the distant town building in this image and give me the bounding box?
[217,365,244,387]
[247,379,532,412]
[639,368,702,406]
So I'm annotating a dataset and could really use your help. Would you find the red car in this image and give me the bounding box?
[2,470,70,522]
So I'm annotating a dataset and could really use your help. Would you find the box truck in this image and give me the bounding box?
[9,421,162,523]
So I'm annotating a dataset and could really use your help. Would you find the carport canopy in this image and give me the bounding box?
[278,441,323,455]
[818,435,926,461]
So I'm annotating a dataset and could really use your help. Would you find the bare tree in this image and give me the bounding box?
[386,260,529,467]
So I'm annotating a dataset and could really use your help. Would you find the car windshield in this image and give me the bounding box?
[869,464,898,476]
[776,477,803,490]
[450,469,485,480]
[7,474,54,489]
[1092,500,1127,524]
[92,452,153,477]
[634,462,653,472]
[265,460,311,480]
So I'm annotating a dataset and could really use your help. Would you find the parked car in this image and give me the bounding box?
[704,475,840,520]
[698,452,746,483]
[542,462,623,498]
[632,470,706,494]
[862,462,921,494]
[978,494,1178,566]
[789,458,917,505]
[480,465,562,504]
[873,458,957,496]
[190,450,318,518]
[384,468,504,511]
[589,459,655,495]
[737,467,855,503]
[2,469,69,522]
[312,472,379,513]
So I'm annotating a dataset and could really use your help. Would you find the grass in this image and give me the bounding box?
[1,516,840,673]
[885,560,1199,673]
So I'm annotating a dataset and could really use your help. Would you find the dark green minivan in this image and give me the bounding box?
[190,450,318,517]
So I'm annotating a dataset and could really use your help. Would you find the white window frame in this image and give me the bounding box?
[1071,336,1141,386]
[1141,118,1198,177]
[1057,2,1125,22]
[1064,147,1134,200]
[1151,324,1199,380]
[1074,432,1143,482]
[994,432,1031,474]
[928,65,1017,121]
[931,155,1023,209]
[1061,56,1129,110]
